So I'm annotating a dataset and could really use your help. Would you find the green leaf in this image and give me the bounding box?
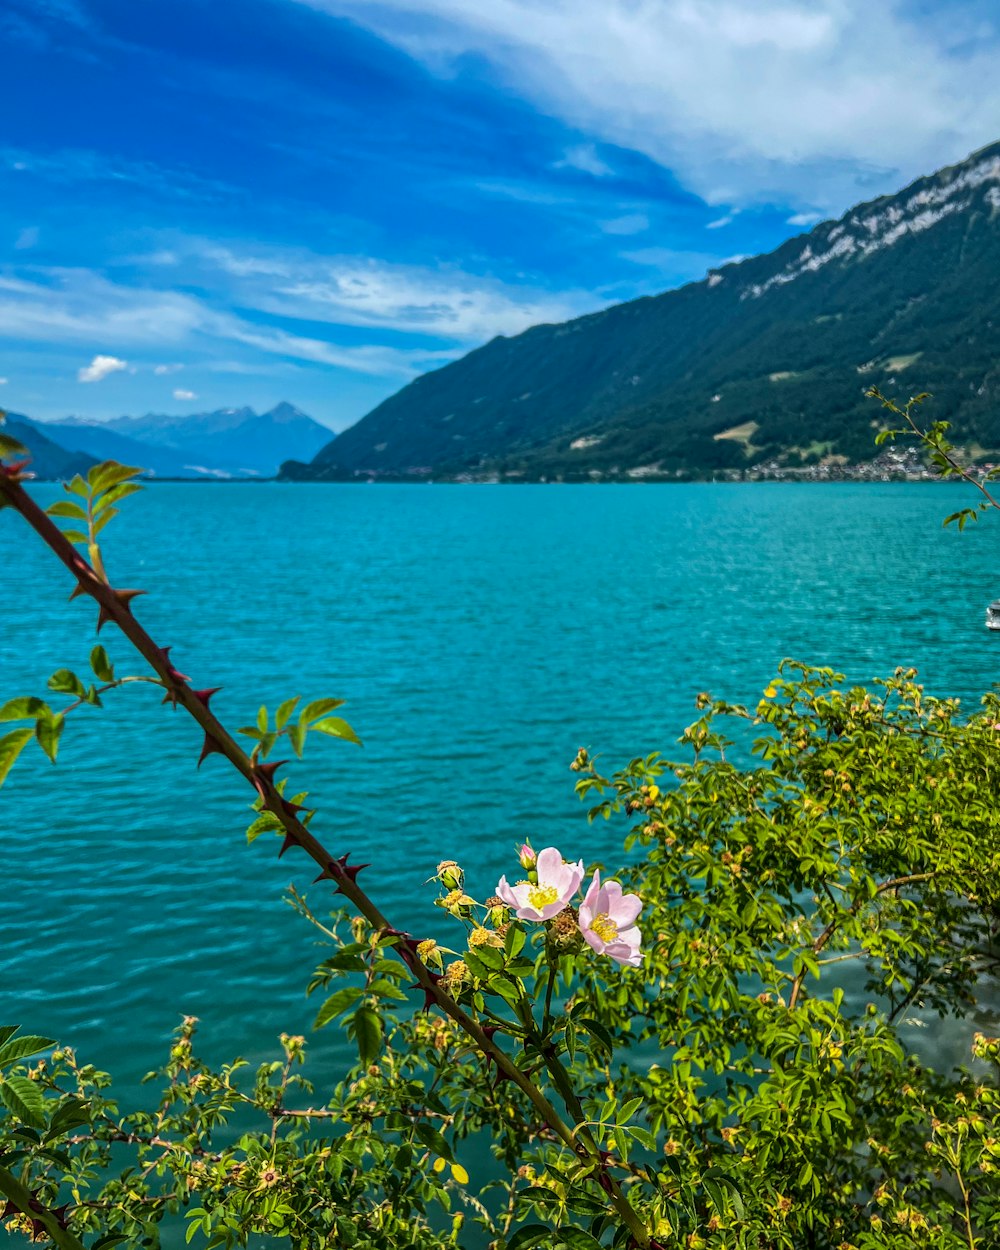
[93,481,142,513]
[352,1006,382,1067]
[0,1028,18,1048]
[90,646,114,682]
[366,977,408,1002]
[553,1229,604,1250]
[256,705,268,732]
[275,697,300,730]
[413,1121,454,1163]
[577,1017,614,1057]
[0,729,34,786]
[618,1096,643,1123]
[59,529,88,545]
[0,697,49,723]
[245,812,283,844]
[44,1097,92,1142]
[506,1225,553,1250]
[47,669,87,698]
[300,697,346,722]
[313,987,364,1028]
[0,1074,46,1126]
[65,474,88,497]
[629,1125,658,1152]
[504,924,526,958]
[45,500,88,520]
[0,1035,55,1068]
[87,461,144,496]
[311,716,361,746]
[34,712,64,763]
[92,506,119,536]
[287,723,306,757]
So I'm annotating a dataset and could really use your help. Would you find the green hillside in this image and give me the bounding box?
[283,140,1000,482]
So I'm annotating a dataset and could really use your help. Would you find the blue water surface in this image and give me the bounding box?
[3,482,1000,1095]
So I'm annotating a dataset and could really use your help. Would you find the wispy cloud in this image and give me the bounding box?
[153,363,184,375]
[78,353,127,383]
[0,264,474,380]
[294,0,1000,212]
[600,213,649,235]
[196,243,597,340]
[173,388,197,400]
[1,146,237,202]
[554,143,613,177]
[787,210,824,226]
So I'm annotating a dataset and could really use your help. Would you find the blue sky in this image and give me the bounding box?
[3,0,1000,429]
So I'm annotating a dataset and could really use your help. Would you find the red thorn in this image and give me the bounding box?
[416,969,443,1012]
[1,458,30,479]
[332,853,369,893]
[311,853,369,888]
[254,759,287,785]
[68,583,86,601]
[312,859,338,883]
[197,733,223,767]
[96,603,113,633]
[193,687,222,709]
[113,587,146,610]
[281,798,306,818]
[278,832,299,858]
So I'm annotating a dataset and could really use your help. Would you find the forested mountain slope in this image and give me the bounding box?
[284,140,1000,481]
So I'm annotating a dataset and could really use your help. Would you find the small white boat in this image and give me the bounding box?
[986,600,1000,631]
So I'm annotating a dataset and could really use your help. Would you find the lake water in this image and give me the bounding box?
[4,482,1000,1095]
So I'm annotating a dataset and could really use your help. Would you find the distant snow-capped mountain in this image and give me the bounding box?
[20,403,334,478]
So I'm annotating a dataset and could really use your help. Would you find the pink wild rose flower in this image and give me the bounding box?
[497,846,584,922]
[579,870,643,967]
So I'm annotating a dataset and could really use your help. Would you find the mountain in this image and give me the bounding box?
[283,140,1000,482]
[17,415,196,478]
[1,414,97,480]
[98,402,332,477]
[29,403,333,478]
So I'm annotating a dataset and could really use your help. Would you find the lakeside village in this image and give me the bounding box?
[438,443,990,484]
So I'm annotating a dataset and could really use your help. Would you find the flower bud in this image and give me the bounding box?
[518,842,537,870]
[436,859,464,891]
[469,926,503,950]
[485,895,509,927]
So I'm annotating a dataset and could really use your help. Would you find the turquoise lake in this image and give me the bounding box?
[4,481,1000,1095]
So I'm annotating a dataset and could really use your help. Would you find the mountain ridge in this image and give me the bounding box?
[21,403,333,479]
[282,138,1000,482]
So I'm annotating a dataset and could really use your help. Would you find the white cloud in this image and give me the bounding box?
[554,143,613,177]
[600,213,649,235]
[199,243,594,340]
[0,377,7,385]
[0,253,595,384]
[706,214,735,229]
[153,362,184,374]
[15,226,39,250]
[173,388,197,400]
[78,353,128,383]
[787,210,824,226]
[293,0,1000,212]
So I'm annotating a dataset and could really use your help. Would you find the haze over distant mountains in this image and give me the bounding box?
[11,403,333,480]
[284,139,1000,483]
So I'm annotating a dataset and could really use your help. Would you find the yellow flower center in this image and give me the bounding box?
[590,912,619,943]
[526,883,559,909]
